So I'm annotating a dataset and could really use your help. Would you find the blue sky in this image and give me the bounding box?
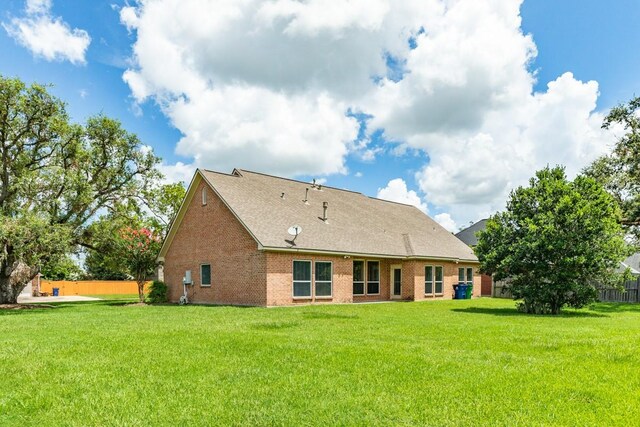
[1,0,639,230]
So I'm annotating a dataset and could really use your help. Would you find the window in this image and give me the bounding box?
[315,262,332,297]
[367,261,380,295]
[425,266,433,295]
[200,264,211,286]
[435,266,443,294]
[353,261,365,295]
[293,260,312,298]
[202,187,207,205]
[426,265,444,295]
[458,267,473,285]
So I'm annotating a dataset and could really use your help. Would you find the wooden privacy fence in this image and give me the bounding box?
[40,280,151,296]
[598,278,640,303]
[492,280,513,299]
[493,278,640,303]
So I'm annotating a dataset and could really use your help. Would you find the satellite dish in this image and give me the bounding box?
[287,225,302,237]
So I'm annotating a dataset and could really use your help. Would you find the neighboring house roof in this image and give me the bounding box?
[161,168,478,262]
[455,219,488,247]
[617,253,640,276]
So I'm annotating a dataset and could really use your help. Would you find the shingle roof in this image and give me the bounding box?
[617,253,640,276]
[455,219,488,247]
[200,169,478,262]
[623,253,640,272]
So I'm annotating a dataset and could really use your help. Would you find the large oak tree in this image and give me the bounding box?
[0,76,158,303]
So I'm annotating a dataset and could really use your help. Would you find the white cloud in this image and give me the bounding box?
[120,0,439,177]
[119,6,139,32]
[414,72,610,220]
[3,0,91,64]
[121,0,614,226]
[26,0,51,15]
[158,162,196,185]
[434,213,456,232]
[365,1,613,225]
[377,178,428,213]
[168,87,358,176]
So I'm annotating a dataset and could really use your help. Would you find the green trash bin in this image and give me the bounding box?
[465,284,472,299]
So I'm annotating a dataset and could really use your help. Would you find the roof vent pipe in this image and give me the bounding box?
[281,192,285,199]
[322,201,328,222]
[303,188,309,204]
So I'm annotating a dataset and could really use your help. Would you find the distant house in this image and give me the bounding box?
[158,168,480,306]
[455,219,488,247]
[455,219,493,296]
[617,253,640,276]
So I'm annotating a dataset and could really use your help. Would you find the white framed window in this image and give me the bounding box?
[293,260,312,298]
[200,264,211,287]
[353,260,365,295]
[425,266,433,295]
[458,267,473,286]
[425,265,444,295]
[435,266,443,294]
[366,261,380,295]
[202,187,207,206]
[315,261,332,298]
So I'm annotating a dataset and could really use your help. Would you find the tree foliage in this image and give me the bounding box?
[82,182,185,279]
[117,227,162,303]
[476,166,628,314]
[40,255,84,281]
[584,96,640,244]
[141,182,186,236]
[0,75,159,303]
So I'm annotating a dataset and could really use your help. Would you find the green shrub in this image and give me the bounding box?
[147,280,168,303]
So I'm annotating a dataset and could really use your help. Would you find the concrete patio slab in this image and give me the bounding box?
[17,295,101,303]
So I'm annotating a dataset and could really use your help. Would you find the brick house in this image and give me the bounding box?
[158,168,480,306]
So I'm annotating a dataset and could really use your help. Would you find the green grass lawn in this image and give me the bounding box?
[2,298,640,426]
[84,294,139,301]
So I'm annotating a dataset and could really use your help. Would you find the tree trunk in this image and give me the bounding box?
[0,275,21,304]
[137,279,145,303]
[0,259,37,304]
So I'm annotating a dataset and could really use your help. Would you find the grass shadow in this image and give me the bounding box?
[303,311,359,320]
[0,307,58,316]
[252,321,300,330]
[451,307,608,318]
[588,302,640,313]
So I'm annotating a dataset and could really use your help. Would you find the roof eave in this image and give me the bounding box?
[259,246,479,263]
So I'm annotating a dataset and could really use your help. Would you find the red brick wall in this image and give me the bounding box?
[266,253,354,305]
[265,255,481,305]
[411,261,482,301]
[163,179,267,305]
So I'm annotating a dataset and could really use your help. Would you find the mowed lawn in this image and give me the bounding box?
[2,299,640,426]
